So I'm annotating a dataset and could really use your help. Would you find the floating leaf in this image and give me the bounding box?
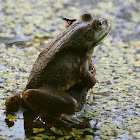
[83,135,93,140]
[5,114,19,122]
[51,127,63,135]
[33,128,45,133]
[37,134,56,140]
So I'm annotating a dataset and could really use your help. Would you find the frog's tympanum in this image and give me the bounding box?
[6,13,111,125]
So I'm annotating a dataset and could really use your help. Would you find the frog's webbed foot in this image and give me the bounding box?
[60,115,91,128]
[39,114,81,127]
[61,115,82,125]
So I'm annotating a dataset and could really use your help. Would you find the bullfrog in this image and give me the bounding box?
[6,13,111,125]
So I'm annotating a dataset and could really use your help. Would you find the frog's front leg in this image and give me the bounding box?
[79,55,97,88]
[22,87,81,125]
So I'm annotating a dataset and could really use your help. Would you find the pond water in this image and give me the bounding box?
[0,0,139,139]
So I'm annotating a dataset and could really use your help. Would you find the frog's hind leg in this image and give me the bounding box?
[22,88,79,125]
[23,88,78,115]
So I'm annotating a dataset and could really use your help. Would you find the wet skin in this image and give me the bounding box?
[6,13,111,125]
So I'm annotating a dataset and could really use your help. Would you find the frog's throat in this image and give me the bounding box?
[94,26,111,47]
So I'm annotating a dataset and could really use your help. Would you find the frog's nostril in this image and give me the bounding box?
[105,20,110,25]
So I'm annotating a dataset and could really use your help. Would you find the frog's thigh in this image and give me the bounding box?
[23,89,78,115]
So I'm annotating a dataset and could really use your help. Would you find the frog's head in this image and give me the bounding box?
[80,13,111,48]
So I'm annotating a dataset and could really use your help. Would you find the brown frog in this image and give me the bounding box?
[6,13,111,125]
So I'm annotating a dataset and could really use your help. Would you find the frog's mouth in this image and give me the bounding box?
[94,25,111,46]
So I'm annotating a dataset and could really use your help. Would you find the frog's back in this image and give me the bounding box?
[25,20,88,90]
[31,20,86,73]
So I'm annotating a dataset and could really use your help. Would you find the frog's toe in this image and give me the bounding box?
[61,115,82,125]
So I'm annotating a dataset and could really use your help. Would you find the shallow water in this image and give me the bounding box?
[0,0,140,139]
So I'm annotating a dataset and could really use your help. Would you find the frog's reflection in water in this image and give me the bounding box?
[5,110,47,138]
[23,110,55,137]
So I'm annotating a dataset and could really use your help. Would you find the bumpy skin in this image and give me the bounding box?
[6,13,111,124]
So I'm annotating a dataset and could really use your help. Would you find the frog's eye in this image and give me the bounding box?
[95,20,102,30]
[98,21,102,26]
